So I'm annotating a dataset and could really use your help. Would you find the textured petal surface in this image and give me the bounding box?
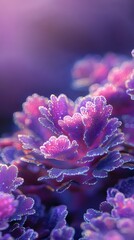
[81,177,134,240]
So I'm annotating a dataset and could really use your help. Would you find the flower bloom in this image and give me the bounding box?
[80,177,134,240]
[72,53,134,116]
[0,192,17,230]
[1,93,125,192]
[72,53,127,89]
[90,62,134,169]
[72,53,134,170]
[0,164,37,239]
[91,61,134,116]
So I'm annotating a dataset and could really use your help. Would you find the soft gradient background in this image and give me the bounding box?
[0,0,134,132]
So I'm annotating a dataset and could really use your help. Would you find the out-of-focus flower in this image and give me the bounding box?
[80,177,134,240]
[0,0,134,118]
[72,54,134,116]
[91,61,134,116]
[126,70,134,100]
[72,53,127,89]
[0,164,37,239]
[0,230,37,240]
[115,176,134,197]
[1,93,125,192]
[72,53,134,170]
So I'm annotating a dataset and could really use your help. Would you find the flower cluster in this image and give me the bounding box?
[0,93,125,192]
[72,53,128,89]
[81,177,134,240]
[72,53,134,116]
[0,52,134,239]
[72,53,134,169]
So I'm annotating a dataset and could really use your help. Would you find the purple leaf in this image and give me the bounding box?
[11,195,35,221]
[0,165,23,193]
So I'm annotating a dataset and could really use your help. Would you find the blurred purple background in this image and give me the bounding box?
[0,0,134,132]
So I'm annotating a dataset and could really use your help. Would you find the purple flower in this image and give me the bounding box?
[72,53,126,89]
[72,54,134,170]
[1,93,124,191]
[0,192,18,230]
[72,54,134,116]
[0,164,37,239]
[80,177,134,240]
[91,61,134,116]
